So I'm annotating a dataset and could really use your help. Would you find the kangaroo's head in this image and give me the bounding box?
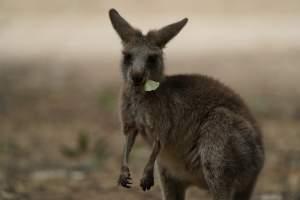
[109,9,188,88]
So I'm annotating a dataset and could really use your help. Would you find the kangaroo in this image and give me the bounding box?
[109,9,264,200]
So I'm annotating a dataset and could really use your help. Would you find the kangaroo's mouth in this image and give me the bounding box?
[130,73,148,87]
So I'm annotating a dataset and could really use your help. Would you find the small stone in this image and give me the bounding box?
[260,193,283,200]
[31,169,67,181]
[70,171,85,181]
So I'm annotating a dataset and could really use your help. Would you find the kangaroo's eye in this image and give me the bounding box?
[123,52,133,65]
[146,54,158,67]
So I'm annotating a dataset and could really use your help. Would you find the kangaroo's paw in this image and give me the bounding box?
[118,166,132,188]
[140,170,154,191]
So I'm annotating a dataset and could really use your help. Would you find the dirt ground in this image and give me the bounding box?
[0,47,300,200]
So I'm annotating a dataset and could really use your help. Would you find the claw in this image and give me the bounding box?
[140,173,154,191]
[118,170,133,189]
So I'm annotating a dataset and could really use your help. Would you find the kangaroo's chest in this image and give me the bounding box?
[128,100,156,143]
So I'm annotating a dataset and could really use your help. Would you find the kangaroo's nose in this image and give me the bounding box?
[132,74,144,85]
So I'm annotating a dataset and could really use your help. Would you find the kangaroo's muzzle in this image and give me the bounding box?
[130,65,147,86]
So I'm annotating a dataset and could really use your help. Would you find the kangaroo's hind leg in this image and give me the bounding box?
[157,164,188,200]
[199,107,263,200]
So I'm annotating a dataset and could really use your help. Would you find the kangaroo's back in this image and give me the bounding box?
[158,74,261,135]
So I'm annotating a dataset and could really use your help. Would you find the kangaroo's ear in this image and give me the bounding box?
[147,18,188,48]
[109,9,140,43]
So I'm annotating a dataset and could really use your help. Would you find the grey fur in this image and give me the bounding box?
[109,9,264,200]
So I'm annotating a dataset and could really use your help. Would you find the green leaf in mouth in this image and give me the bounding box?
[144,80,160,92]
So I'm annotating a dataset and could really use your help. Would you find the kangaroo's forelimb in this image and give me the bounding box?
[118,129,138,188]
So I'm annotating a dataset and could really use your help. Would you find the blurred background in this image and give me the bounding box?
[0,0,300,199]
